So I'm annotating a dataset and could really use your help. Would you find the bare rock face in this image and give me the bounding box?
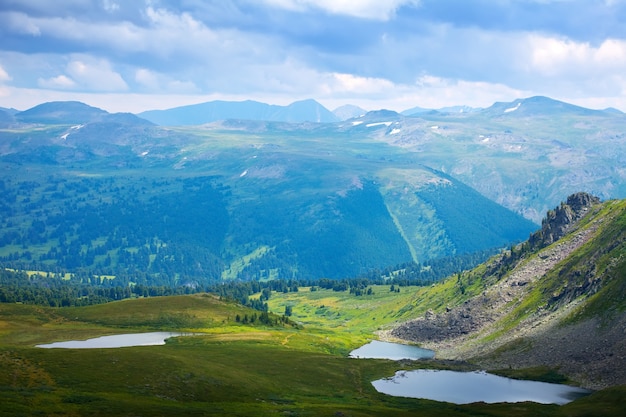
[529,192,600,248]
[389,192,626,389]
[392,193,602,348]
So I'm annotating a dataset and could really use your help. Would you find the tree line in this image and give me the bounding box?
[0,246,498,310]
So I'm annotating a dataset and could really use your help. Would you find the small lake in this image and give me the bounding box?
[349,340,435,360]
[372,369,591,405]
[36,332,194,349]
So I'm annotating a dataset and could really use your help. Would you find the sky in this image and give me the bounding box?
[1,0,626,113]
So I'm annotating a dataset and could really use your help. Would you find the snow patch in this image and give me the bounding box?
[504,103,521,113]
[430,125,439,130]
[389,128,401,135]
[366,121,392,128]
[71,124,84,130]
[351,121,364,126]
[60,133,69,140]
[140,151,149,156]
[240,169,248,178]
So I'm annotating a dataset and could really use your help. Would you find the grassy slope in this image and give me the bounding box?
[1,290,624,416]
[1,122,537,281]
[474,198,626,340]
[380,198,626,391]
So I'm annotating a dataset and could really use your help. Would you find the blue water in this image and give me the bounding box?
[36,332,193,349]
[372,369,591,405]
[349,340,435,360]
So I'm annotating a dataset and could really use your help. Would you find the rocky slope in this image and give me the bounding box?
[391,193,626,389]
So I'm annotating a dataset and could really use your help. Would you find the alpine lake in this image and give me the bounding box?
[349,340,591,405]
[37,333,591,405]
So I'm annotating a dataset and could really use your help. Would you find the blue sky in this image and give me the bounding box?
[1,0,625,113]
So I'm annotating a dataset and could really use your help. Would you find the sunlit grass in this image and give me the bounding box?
[0,293,624,416]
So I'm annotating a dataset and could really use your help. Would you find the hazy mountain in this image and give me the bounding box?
[15,101,108,124]
[481,96,609,117]
[2,95,625,282]
[371,96,626,222]
[0,109,15,127]
[138,99,339,125]
[0,107,536,282]
[393,193,626,388]
[0,106,19,115]
[438,105,480,114]
[360,109,401,120]
[332,104,367,120]
[402,105,479,116]
[401,105,431,116]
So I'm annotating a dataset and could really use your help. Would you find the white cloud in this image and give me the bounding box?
[135,68,160,90]
[66,58,128,91]
[1,2,626,114]
[3,11,41,36]
[135,68,198,93]
[37,74,76,89]
[530,36,626,76]
[143,6,219,55]
[0,65,11,82]
[331,73,394,92]
[102,0,120,12]
[406,75,529,109]
[261,0,420,20]
[166,80,198,94]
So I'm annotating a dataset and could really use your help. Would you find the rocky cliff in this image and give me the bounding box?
[390,193,626,389]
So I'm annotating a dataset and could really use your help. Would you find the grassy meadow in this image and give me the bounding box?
[1,290,624,416]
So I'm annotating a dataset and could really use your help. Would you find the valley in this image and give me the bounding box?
[1,98,625,416]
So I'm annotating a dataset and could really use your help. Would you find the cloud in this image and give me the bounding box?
[2,11,42,36]
[530,36,626,75]
[102,0,120,13]
[324,73,395,94]
[33,57,127,92]
[37,74,76,89]
[0,0,625,113]
[134,68,159,90]
[0,65,11,82]
[261,0,421,20]
[523,35,626,99]
[65,58,128,91]
[166,80,199,93]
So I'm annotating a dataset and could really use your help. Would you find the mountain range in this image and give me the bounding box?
[138,98,340,125]
[0,96,625,283]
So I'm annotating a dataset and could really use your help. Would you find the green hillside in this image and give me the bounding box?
[1,288,624,416]
[391,194,626,389]
[0,114,536,283]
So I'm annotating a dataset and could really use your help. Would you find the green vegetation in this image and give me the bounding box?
[492,199,626,334]
[1,293,623,416]
[0,117,538,284]
[2,104,625,415]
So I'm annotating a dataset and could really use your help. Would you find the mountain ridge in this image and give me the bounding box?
[390,193,626,389]
[481,95,611,118]
[138,98,339,125]
[2,97,625,281]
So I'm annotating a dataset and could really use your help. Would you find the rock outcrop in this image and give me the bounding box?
[390,193,626,389]
[528,192,600,248]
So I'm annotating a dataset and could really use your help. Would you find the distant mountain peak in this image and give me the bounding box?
[363,109,400,119]
[483,96,605,117]
[16,101,108,124]
[333,104,367,121]
[138,99,338,125]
